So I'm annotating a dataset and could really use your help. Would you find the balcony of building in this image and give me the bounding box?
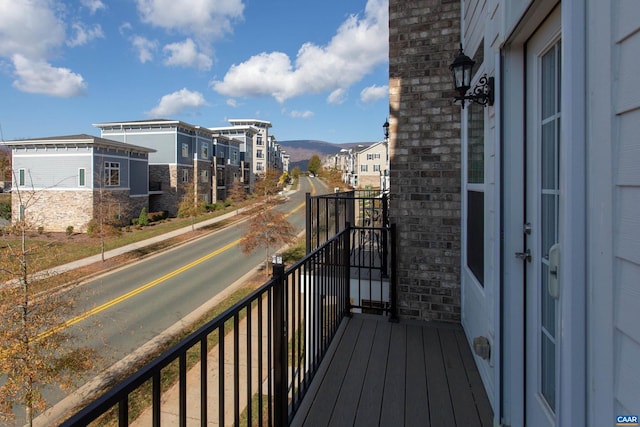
[59,191,492,426]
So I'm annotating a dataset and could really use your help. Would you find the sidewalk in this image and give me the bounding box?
[45,205,257,277]
[33,192,300,426]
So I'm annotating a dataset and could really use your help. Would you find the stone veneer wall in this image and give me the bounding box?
[12,191,94,232]
[10,190,150,233]
[388,0,462,322]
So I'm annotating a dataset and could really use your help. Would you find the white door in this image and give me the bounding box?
[524,8,561,427]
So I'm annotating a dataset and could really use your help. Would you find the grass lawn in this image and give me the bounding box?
[0,201,261,285]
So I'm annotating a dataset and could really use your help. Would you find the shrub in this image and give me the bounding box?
[148,211,168,222]
[0,202,10,220]
[37,226,44,234]
[66,226,74,236]
[138,207,149,226]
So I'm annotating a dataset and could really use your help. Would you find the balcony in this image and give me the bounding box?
[291,315,492,426]
[60,191,492,426]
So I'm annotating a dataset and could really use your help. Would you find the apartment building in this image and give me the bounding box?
[1,134,154,232]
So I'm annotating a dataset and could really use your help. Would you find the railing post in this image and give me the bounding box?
[389,223,399,322]
[381,193,389,278]
[344,223,352,316]
[272,258,288,426]
[305,192,311,253]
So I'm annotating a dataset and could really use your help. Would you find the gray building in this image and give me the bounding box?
[94,119,220,215]
[1,134,154,232]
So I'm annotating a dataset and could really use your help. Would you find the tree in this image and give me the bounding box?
[238,209,297,277]
[89,183,122,261]
[307,155,322,176]
[177,183,207,231]
[0,176,99,426]
[291,166,301,180]
[253,169,281,202]
[226,181,246,215]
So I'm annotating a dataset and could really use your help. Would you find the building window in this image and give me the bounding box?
[256,136,263,145]
[466,98,485,286]
[104,162,120,186]
[200,169,208,183]
[182,169,189,182]
[78,168,86,187]
[373,164,380,172]
[257,149,263,159]
[360,164,368,172]
[201,144,209,159]
[19,169,25,186]
[256,162,264,171]
[182,143,189,158]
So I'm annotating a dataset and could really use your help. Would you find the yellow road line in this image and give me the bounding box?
[39,197,308,340]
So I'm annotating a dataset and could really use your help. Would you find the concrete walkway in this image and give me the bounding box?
[45,205,256,277]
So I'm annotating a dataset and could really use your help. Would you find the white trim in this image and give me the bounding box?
[558,2,587,426]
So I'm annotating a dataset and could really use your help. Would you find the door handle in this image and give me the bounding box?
[515,249,532,262]
[548,243,560,299]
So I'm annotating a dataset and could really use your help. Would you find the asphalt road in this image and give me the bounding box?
[68,176,327,362]
[20,176,332,425]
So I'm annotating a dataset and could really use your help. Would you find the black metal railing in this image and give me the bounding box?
[61,228,366,426]
[60,189,397,426]
[305,190,388,252]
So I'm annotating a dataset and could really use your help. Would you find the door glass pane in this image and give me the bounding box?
[539,41,560,413]
[541,331,556,410]
[467,190,484,285]
[468,101,484,184]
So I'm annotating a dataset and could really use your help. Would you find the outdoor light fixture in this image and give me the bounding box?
[449,45,494,109]
[383,119,389,140]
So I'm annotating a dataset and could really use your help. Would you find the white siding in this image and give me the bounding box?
[612,0,640,415]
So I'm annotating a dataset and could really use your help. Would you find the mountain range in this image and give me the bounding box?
[278,140,375,171]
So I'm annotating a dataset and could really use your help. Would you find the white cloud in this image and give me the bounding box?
[226,99,238,107]
[12,54,87,97]
[67,23,104,47]
[136,0,244,42]
[163,38,212,70]
[290,110,315,119]
[81,0,106,14]
[119,22,133,35]
[0,0,92,96]
[211,0,388,103]
[327,88,347,105]
[360,84,388,103]
[0,0,66,59]
[147,88,207,117]
[132,36,158,63]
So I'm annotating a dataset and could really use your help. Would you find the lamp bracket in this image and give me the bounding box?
[455,74,494,109]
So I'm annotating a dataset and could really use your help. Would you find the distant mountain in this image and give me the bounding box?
[278,140,376,167]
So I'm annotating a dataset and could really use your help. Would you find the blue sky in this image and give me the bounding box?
[0,0,389,144]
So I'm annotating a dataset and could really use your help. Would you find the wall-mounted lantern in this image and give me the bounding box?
[449,45,494,109]
[383,119,389,140]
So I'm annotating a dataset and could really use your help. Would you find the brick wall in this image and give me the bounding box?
[388,0,462,322]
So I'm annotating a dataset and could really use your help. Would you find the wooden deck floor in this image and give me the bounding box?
[291,314,493,427]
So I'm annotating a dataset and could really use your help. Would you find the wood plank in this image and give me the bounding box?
[301,316,364,427]
[353,318,392,426]
[423,326,455,425]
[328,316,378,426]
[454,330,494,426]
[439,328,481,426]
[290,318,349,427]
[405,323,430,426]
[379,322,406,426]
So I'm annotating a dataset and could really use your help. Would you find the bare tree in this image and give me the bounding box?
[177,183,207,231]
[253,169,281,202]
[0,176,99,426]
[226,180,246,215]
[238,209,297,277]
